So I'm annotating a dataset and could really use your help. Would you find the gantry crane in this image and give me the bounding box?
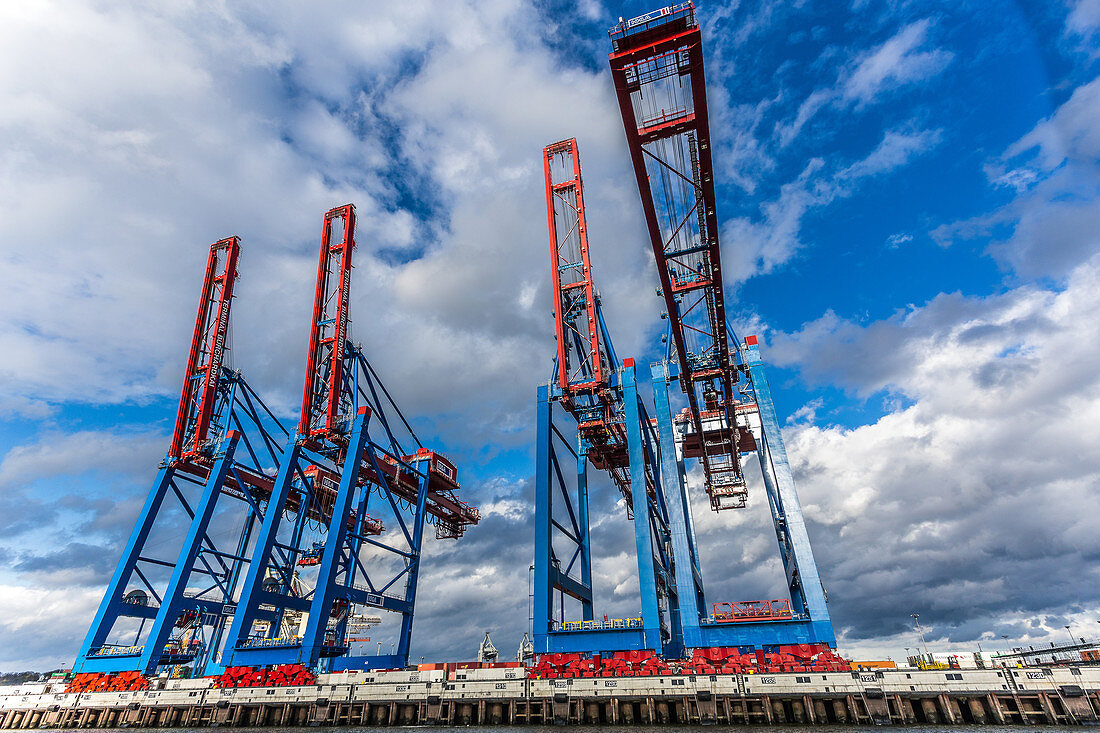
[222,205,479,671]
[74,237,292,675]
[534,139,681,657]
[607,2,835,650]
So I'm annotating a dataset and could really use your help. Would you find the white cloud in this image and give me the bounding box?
[842,19,953,106]
[723,125,941,282]
[761,254,1100,644]
[937,77,1100,279]
[773,18,952,149]
[886,232,914,249]
[0,585,103,670]
[0,0,653,434]
[837,126,942,180]
[1065,0,1100,53]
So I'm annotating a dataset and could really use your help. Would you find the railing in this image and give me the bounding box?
[91,645,144,657]
[712,599,794,623]
[557,618,644,631]
[239,635,301,649]
[609,2,696,42]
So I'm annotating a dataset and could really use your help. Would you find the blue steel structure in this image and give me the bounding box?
[75,206,478,678]
[534,140,680,658]
[74,237,293,675]
[222,205,478,672]
[604,3,837,653]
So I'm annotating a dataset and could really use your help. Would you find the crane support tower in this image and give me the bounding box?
[535,140,682,657]
[74,237,293,675]
[222,205,479,671]
[608,3,836,649]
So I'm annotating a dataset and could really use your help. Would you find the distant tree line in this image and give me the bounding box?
[0,672,42,684]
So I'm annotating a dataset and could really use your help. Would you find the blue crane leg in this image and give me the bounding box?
[743,342,835,645]
[73,465,176,672]
[395,470,430,665]
[301,409,372,666]
[533,384,554,653]
[651,361,707,650]
[222,437,305,665]
[622,362,664,653]
[200,507,257,676]
[137,432,240,674]
[576,450,594,623]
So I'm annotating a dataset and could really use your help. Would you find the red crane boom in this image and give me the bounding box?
[169,237,240,461]
[609,2,750,510]
[300,204,356,443]
[544,139,634,505]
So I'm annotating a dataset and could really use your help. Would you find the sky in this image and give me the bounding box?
[0,0,1098,670]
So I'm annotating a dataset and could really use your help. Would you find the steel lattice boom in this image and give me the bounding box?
[169,237,240,462]
[300,205,356,445]
[600,3,837,652]
[544,139,634,505]
[609,2,751,511]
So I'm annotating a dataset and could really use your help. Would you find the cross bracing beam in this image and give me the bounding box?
[534,361,679,657]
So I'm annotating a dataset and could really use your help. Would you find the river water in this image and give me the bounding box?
[49,721,1082,726]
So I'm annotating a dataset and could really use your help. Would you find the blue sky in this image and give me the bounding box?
[0,0,1098,670]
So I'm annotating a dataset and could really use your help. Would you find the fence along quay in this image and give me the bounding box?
[2,664,1099,727]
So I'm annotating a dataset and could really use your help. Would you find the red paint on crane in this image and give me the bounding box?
[169,236,240,461]
[299,204,357,443]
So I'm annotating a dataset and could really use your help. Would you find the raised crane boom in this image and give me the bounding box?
[169,237,240,461]
[544,139,633,504]
[296,204,480,535]
[609,2,748,510]
[300,205,356,444]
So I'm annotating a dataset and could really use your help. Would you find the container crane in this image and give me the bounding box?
[223,204,479,671]
[535,140,680,657]
[74,237,292,675]
[608,2,836,651]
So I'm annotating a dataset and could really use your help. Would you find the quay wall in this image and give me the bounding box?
[1,665,1099,727]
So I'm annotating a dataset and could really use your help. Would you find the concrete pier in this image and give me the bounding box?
[2,665,1098,727]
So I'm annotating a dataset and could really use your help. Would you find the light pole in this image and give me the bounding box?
[1065,625,1077,661]
[912,614,930,657]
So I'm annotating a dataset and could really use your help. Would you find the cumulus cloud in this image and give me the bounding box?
[936,76,1100,279]
[0,0,658,668]
[1,0,1097,672]
[757,254,1100,649]
[723,125,941,281]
